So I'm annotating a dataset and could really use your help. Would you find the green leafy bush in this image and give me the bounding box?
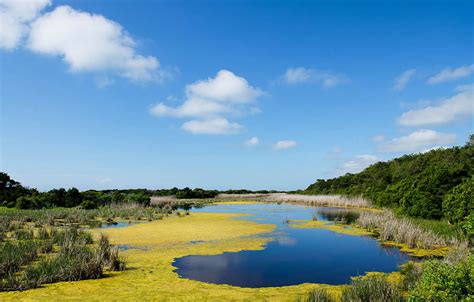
[443,177,473,224]
[408,255,474,301]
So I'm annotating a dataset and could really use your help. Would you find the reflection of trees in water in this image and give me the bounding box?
[379,243,421,262]
[317,208,360,224]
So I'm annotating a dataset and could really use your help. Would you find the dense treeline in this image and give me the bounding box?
[150,187,218,199]
[305,135,473,227]
[0,174,151,209]
[0,173,279,209]
[151,188,280,199]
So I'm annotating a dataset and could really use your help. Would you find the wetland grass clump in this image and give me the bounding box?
[0,241,40,279]
[303,288,334,302]
[341,274,402,302]
[356,210,449,249]
[96,234,126,271]
[0,202,165,291]
[0,231,124,291]
[264,194,372,208]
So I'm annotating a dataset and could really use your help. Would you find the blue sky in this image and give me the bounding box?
[1,0,473,191]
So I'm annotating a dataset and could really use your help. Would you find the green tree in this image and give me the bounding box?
[443,177,474,224]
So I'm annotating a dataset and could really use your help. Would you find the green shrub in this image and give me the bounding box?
[461,213,474,244]
[408,255,474,301]
[442,177,473,225]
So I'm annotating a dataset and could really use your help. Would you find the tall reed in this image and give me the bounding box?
[356,210,449,249]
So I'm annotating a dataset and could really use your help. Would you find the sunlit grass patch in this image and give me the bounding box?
[0,212,347,301]
[288,219,373,236]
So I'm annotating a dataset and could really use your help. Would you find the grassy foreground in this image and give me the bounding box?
[0,212,344,301]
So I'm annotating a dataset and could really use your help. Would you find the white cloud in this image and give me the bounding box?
[398,84,474,126]
[27,5,160,81]
[378,130,456,153]
[428,64,474,84]
[181,118,242,135]
[284,67,312,84]
[186,70,261,103]
[393,68,416,91]
[245,137,259,146]
[151,70,262,135]
[337,155,379,175]
[274,140,297,150]
[372,135,385,142]
[283,67,347,88]
[0,0,50,49]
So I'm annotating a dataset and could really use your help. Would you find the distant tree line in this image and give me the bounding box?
[304,135,474,231]
[0,174,152,209]
[150,188,281,199]
[0,173,283,209]
[150,187,218,199]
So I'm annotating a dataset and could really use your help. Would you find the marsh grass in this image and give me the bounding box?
[0,241,39,279]
[96,234,126,271]
[341,274,402,302]
[264,194,372,208]
[0,206,132,292]
[0,229,124,291]
[408,217,464,239]
[356,210,451,249]
[303,288,334,302]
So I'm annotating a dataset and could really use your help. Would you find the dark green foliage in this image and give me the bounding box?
[65,188,83,207]
[0,173,34,207]
[125,193,150,206]
[305,139,473,224]
[408,255,474,301]
[443,177,473,224]
[462,213,474,244]
[0,173,158,209]
[175,187,219,199]
[341,274,402,302]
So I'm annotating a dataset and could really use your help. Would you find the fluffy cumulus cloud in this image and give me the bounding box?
[283,67,347,88]
[398,84,474,126]
[274,140,297,150]
[150,70,262,134]
[428,64,474,84]
[0,0,50,49]
[378,130,456,153]
[393,68,416,91]
[27,6,160,81]
[337,155,379,175]
[245,137,259,146]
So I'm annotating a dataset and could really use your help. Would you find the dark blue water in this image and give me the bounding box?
[173,203,413,287]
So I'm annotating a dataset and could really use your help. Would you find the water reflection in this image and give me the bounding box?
[173,203,414,287]
[317,208,360,224]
